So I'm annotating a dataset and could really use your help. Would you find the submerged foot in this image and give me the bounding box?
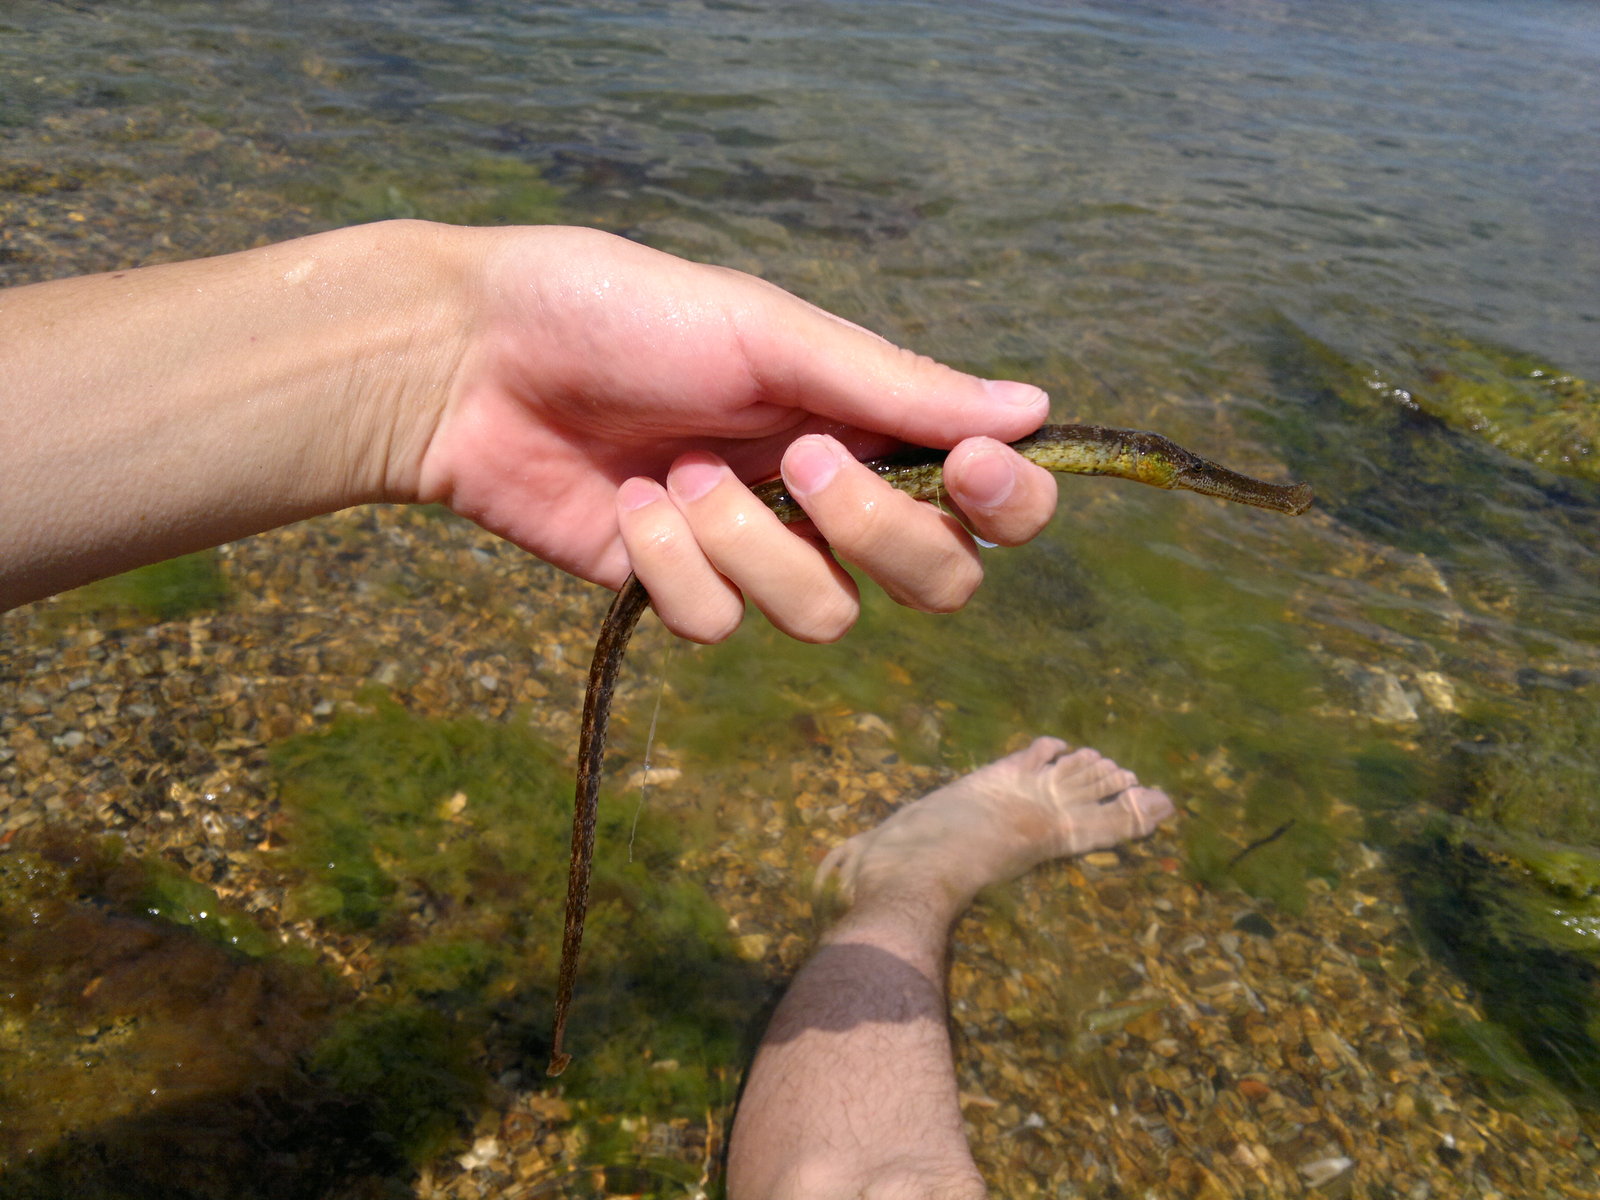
[815,737,1174,911]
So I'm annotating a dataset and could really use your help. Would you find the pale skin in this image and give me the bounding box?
[0,220,1058,628]
[727,738,1175,1200]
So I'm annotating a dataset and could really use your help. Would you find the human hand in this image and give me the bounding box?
[412,226,1058,642]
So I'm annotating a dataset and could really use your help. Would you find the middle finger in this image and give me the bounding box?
[778,434,983,613]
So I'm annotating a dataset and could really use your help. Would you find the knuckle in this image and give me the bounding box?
[699,506,770,565]
[662,594,744,645]
[856,496,909,552]
[639,520,691,563]
[785,593,858,644]
[910,546,982,614]
[817,493,900,560]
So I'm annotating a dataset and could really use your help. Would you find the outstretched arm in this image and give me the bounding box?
[0,220,1057,634]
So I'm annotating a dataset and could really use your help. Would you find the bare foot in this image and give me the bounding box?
[815,737,1174,913]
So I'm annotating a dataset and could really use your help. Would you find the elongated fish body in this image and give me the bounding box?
[547,424,1311,1074]
[749,425,1313,521]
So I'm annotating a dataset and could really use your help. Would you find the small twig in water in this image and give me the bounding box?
[1227,819,1295,868]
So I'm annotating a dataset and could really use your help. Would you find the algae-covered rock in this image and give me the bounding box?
[1264,314,1600,491]
[1398,816,1600,1104]
[1263,314,1600,662]
[0,827,393,1199]
[1466,687,1600,850]
[1398,338,1600,484]
[1396,683,1600,1107]
[1445,687,1600,959]
[1445,822,1600,957]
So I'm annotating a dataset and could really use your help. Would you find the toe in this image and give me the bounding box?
[1021,736,1072,766]
[1117,785,1176,837]
[1045,750,1132,807]
[814,837,864,898]
[1056,784,1184,857]
[993,737,1073,780]
[1056,784,1175,856]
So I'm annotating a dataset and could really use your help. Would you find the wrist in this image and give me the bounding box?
[328,219,483,507]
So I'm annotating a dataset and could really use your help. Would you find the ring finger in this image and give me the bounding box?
[665,452,862,642]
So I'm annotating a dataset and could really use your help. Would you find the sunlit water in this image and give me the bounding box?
[5,0,1600,1188]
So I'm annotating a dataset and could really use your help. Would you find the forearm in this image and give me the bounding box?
[0,220,472,610]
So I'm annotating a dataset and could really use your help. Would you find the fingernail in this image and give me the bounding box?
[783,435,844,496]
[982,379,1048,408]
[618,477,662,512]
[670,456,728,503]
[958,446,1016,511]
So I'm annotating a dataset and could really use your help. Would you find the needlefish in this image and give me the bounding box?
[547,422,1313,1074]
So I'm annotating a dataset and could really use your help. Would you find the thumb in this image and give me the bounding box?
[734,287,1049,448]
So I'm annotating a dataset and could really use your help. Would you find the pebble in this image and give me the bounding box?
[1300,1155,1355,1187]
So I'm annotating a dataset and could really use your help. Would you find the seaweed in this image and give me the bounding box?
[54,550,230,624]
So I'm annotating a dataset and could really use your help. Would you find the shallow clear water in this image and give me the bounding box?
[5,0,1600,1186]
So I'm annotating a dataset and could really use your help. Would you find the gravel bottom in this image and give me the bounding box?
[4,506,1598,1198]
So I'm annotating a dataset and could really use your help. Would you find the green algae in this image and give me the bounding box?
[307,1000,485,1165]
[54,550,229,624]
[282,153,570,229]
[1427,1013,1576,1116]
[1397,338,1600,485]
[136,857,281,959]
[270,692,766,1165]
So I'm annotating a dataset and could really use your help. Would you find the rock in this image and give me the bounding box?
[455,1135,499,1171]
[1233,912,1277,940]
[1359,668,1418,723]
[623,765,682,790]
[1300,1155,1355,1187]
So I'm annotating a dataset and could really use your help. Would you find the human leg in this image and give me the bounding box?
[726,738,1174,1199]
